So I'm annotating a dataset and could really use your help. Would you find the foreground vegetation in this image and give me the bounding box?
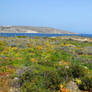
[0,36,92,92]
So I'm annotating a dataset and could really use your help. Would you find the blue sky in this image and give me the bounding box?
[0,0,92,33]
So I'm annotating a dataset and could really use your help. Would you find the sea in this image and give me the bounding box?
[0,33,92,38]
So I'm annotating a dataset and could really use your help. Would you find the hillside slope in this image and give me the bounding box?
[0,26,74,34]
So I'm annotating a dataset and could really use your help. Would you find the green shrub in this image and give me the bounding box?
[18,66,61,92]
[57,66,72,82]
[0,41,6,51]
[79,76,92,92]
[43,70,61,90]
[70,64,87,78]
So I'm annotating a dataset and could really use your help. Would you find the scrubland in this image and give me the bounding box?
[0,36,92,92]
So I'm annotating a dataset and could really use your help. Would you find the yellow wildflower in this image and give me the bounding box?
[60,84,63,90]
[12,47,17,50]
[31,58,36,62]
[75,78,82,85]
[46,40,50,47]
[15,53,18,57]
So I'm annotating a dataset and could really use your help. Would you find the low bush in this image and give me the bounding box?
[57,66,72,82]
[70,64,87,78]
[79,76,92,92]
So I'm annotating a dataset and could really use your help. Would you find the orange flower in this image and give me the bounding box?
[37,46,43,50]
[63,62,70,65]
[62,88,68,92]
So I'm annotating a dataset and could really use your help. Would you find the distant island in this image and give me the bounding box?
[0,26,75,34]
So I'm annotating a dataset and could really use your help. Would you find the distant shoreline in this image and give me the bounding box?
[0,33,92,38]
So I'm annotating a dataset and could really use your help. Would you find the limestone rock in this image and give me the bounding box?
[66,81,80,92]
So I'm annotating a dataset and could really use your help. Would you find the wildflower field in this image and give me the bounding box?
[0,36,92,92]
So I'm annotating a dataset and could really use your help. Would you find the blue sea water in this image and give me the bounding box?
[0,33,92,38]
